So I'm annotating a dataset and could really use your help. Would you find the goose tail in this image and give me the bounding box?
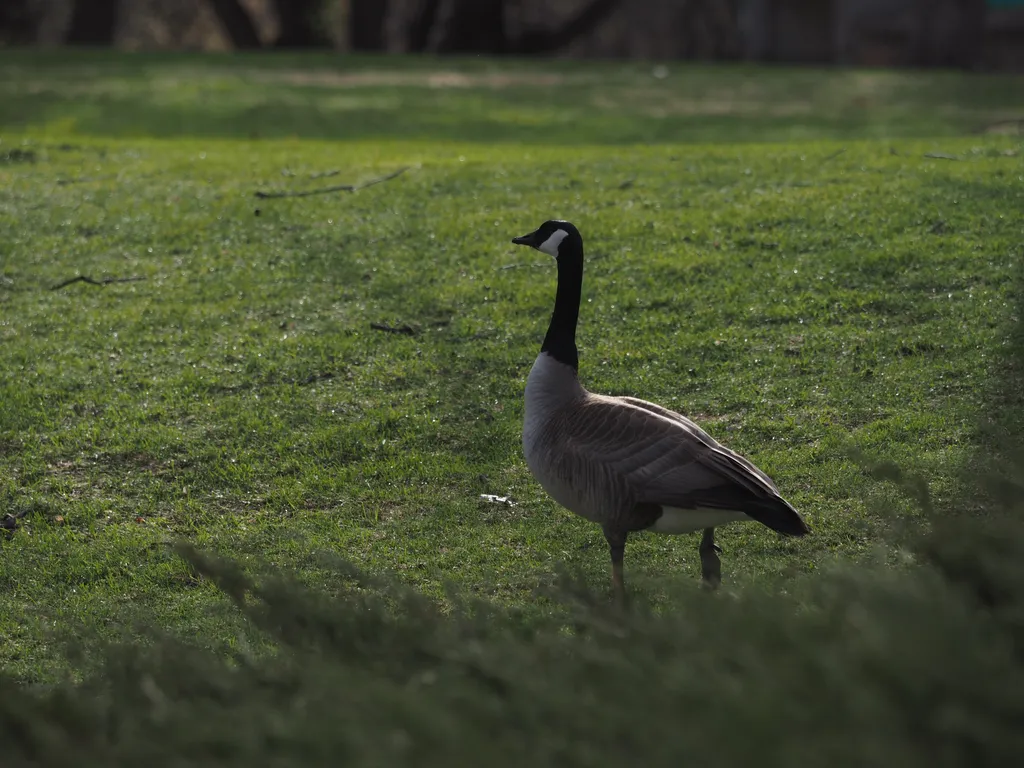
[744,495,810,537]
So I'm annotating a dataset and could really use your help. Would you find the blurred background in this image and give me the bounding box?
[1,0,1022,71]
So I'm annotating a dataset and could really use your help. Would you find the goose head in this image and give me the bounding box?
[512,220,583,261]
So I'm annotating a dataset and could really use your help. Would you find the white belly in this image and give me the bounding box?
[648,507,747,534]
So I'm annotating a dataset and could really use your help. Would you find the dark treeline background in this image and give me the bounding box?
[1,0,1022,70]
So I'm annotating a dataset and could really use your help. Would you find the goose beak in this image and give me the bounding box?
[512,231,537,247]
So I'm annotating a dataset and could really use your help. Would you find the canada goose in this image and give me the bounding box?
[512,220,809,599]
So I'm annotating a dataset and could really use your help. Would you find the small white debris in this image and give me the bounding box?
[479,494,516,507]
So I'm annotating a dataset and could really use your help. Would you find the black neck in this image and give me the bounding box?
[540,245,583,372]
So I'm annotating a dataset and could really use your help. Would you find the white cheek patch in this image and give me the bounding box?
[537,229,569,257]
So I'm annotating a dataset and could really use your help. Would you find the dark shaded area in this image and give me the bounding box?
[514,0,622,55]
[403,0,622,55]
[674,0,741,59]
[4,0,1021,70]
[0,0,35,45]
[65,0,120,46]
[406,0,442,52]
[921,256,1024,661]
[349,0,388,51]
[953,0,990,68]
[175,0,620,55]
[207,0,262,49]
[207,0,328,48]
[425,0,509,54]
[270,0,330,48]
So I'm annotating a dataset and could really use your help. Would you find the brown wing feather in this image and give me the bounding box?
[553,395,808,535]
[615,395,781,493]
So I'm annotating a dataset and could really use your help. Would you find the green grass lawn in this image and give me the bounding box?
[4,49,1024,143]
[0,51,1022,684]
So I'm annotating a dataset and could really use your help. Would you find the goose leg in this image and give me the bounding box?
[699,527,722,590]
[604,528,628,604]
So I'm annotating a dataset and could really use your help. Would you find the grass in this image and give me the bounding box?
[6,502,1024,768]
[2,49,1023,143]
[0,51,1022,688]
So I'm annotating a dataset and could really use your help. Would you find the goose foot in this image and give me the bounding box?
[699,527,722,590]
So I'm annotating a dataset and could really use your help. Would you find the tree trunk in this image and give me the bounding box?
[349,0,387,50]
[406,0,442,52]
[65,0,120,45]
[514,0,621,55]
[271,0,329,47]
[206,0,262,48]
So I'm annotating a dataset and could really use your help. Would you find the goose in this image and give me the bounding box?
[512,219,809,599]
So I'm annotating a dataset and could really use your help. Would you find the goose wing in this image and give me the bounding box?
[558,395,808,535]
[614,395,781,493]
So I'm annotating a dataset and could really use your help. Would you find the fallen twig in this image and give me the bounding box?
[255,167,409,199]
[56,174,118,185]
[500,262,547,270]
[294,372,334,386]
[370,322,416,336]
[923,152,959,161]
[50,275,147,291]
[280,168,341,179]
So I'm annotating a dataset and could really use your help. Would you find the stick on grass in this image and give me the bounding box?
[50,275,147,290]
[255,167,410,199]
[370,322,416,335]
